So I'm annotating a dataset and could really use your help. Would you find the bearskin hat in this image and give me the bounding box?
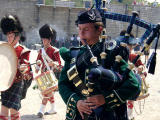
[39,24,56,43]
[0,14,23,35]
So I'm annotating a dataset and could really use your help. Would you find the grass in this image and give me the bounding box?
[45,0,53,5]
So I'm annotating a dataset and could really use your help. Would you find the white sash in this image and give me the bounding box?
[41,48,57,80]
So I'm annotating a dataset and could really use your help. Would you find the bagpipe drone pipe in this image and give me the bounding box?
[81,0,160,103]
[79,1,160,119]
[94,0,156,41]
[84,6,141,97]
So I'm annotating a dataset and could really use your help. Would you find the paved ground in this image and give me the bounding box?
[20,86,66,120]
[1,49,160,120]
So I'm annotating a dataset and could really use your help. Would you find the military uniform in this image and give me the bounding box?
[1,43,32,110]
[59,42,140,120]
[58,9,140,120]
[36,46,62,73]
[0,14,33,120]
[36,24,62,117]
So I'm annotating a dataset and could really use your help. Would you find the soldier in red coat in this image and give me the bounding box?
[0,15,33,120]
[35,24,62,118]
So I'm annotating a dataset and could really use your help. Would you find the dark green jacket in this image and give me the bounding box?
[58,42,140,120]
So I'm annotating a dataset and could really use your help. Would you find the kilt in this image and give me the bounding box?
[74,104,128,120]
[75,110,117,120]
[1,81,24,111]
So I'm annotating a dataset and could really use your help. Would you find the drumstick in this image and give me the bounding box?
[23,59,42,66]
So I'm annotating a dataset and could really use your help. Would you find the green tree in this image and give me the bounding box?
[45,0,53,5]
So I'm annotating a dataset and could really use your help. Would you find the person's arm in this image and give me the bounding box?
[53,50,63,71]
[35,50,42,73]
[19,51,33,80]
[58,47,81,119]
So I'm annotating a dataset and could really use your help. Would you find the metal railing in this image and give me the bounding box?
[36,0,92,8]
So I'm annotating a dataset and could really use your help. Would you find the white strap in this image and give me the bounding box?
[41,48,57,83]
[41,48,51,71]
[42,48,59,66]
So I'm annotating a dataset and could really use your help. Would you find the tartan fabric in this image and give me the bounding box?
[0,115,8,120]
[48,96,54,103]
[21,78,33,100]
[104,11,155,30]
[1,81,24,111]
[73,105,127,120]
[43,94,55,102]
[11,112,20,120]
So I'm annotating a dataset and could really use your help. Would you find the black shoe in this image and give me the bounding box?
[37,112,43,118]
[130,117,135,120]
[44,111,57,115]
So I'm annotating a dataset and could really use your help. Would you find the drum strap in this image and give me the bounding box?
[41,48,59,70]
[41,48,52,71]
[67,49,89,96]
[41,48,57,80]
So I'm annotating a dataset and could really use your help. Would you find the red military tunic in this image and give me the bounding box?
[14,44,32,83]
[36,46,62,72]
[36,46,62,107]
[129,53,143,67]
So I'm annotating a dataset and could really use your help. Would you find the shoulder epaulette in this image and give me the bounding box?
[19,45,30,55]
[59,47,71,61]
[51,46,59,53]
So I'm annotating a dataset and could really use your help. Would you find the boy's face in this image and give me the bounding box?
[78,23,101,45]
[42,38,51,47]
[6,32,19,46]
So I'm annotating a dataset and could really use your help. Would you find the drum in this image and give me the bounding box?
[0,43,17,91]
[34,71,58,95]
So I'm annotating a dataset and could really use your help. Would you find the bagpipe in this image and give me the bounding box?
[87,0,160,93]
[82,11,140,96]
[80,1,160,119]
[81,0,158,97]
[95,0,156,42]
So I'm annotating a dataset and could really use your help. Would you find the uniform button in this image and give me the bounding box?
[117,104,120,106]
[110,94,114,98]
[86,69,89,73]
[113,99,118,102]
[86,83,88,87]
[71,98,74,101]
